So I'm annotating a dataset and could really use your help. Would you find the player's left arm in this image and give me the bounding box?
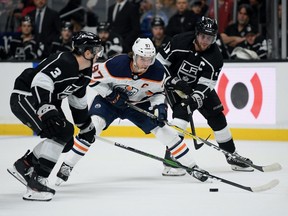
[182,56,223,110]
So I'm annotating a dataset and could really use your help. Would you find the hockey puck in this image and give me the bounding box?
[209,188,218,192]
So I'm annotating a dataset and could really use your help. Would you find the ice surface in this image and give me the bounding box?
[0,136,287,216]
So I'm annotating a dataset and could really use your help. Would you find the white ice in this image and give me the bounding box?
[0,136,287,216]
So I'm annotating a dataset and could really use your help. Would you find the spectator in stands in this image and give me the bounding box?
[7,15,37,60]
[190,1,203,20]
[220,4,255,54]
[50,21,73,54]
[139,0,169,38]
[139,0,154,38]
[151,16,171,53]
[239,0,266,35]
[28,0,61,59]
[230,27,268,59]
[96,21,123,61]
[108,0,140,53]
[165,0,198,37]
[208,0,234,34]
[162,0,177,19]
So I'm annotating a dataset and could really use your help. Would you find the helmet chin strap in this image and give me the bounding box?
[82,50,95,64]
[132,61,148,74]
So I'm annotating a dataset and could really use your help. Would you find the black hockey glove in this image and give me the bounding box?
[106,88,128,109]
[37,104,65,138]
[78,118,96,144]
[154,104,168,123]
[181,93,203,112]
[167,77,192,95]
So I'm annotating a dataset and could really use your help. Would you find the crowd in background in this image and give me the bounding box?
[0,0,287,61]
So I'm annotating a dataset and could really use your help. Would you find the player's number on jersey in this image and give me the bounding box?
[50,67,61,78]
[92,64,103,80]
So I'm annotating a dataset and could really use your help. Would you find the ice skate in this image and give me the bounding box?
[162,147,186,176]
[23,171,55,201]
[226,152,254,172]
[55,162,73,186]
[7,150,34,186]
[188,165,209,182]
[162,165,186,176]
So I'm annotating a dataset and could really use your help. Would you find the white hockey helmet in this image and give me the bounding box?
[132,38,156,65]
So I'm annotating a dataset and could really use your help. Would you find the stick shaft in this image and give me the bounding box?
[97,136,278,192]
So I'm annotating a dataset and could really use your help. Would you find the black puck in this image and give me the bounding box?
[209,188,218,192]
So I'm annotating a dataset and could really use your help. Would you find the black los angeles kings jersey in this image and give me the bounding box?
[156,31,223,99]
[12,52,92,125]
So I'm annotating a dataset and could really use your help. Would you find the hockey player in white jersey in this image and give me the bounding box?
[56,38,209,185]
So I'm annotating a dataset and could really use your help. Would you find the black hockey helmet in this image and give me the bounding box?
[151,16,165,27]
[97,22,111,33]
[62,21,74,31]
[21,15,33,25]
[72,31,103,56]
[196,16,218,37]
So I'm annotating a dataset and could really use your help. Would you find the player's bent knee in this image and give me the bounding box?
[62,137,74,153]
[54,121,74,145]
[207,112,227,131]
[151,125,182,148]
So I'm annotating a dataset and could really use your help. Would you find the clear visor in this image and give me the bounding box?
[92,45,104,57]
[197,33,216,44]
[134,54,155,66]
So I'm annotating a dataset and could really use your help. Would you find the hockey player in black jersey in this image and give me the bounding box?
[7,31,103,201]
[156,16,254,176]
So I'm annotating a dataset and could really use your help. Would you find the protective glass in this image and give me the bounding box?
[135,54,155,66]
[92,45,104,57]
[197,33,216,44]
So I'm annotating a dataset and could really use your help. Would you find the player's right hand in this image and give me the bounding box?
[106,88,128,109]
[37,104,65,138]
[166,77,192,95]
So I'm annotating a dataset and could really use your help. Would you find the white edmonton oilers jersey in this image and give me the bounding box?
[89,54,166,107]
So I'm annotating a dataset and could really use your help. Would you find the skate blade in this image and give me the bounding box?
[162,167,186,176]
[231,165,254,172]
[55,178,65,186]
[23,188,54,201]
[7,167,27,186]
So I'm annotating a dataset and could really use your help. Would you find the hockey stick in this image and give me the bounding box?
[96,136,279,192]
[169,124,282,172]
[187,107,204,150]
[174,90,204,150]
[127,103,282,172]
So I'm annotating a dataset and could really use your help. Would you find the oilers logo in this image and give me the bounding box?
[114,84,139,96]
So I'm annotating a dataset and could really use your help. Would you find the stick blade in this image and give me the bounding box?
[261,163,282,172]
[194,142,204,150]
[251,179,279,192]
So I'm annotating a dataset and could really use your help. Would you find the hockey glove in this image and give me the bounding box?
[78,118,96,144]
[37,104,65,138]
[106,88,128,109]
[154,104,168,123]
[181,93,203,112]
[167,77,192,95]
